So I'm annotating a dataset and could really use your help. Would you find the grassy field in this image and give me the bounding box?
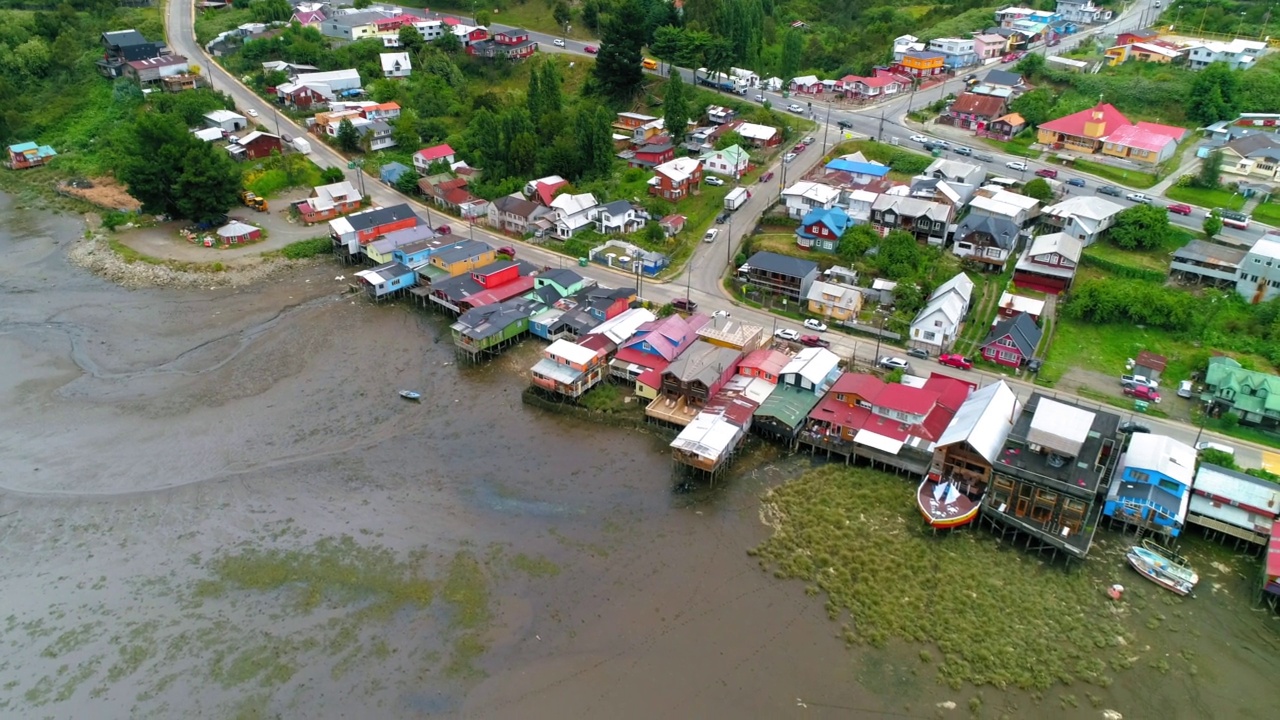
[195,6,255,45]
[1081,228,1190,272]
[1165,185,1247,211]
[1071,159,1158,189]
[1251,200,1280,227]
[1040,316,1206,387]
[752,465,1138,691]
[980,132,1042,159]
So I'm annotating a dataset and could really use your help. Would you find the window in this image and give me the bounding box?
[923,331,937,341]
[1129,470,1150,483]
[1157,478,1182,494]
[999,350,1018,362]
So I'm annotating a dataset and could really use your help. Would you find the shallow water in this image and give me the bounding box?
[0,194,1275,719]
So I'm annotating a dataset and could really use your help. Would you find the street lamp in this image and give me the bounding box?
[1237,11,1248,37]
[1174,4,1184,31]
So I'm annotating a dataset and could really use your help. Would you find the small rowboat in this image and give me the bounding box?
[399,390,421,401]
[1126,545,1197,596]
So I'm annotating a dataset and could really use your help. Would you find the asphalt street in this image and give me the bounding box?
[166,0,1275,467]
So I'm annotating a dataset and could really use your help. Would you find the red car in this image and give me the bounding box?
[938,353,973,370]
[1123,385,1162,403]
[584,46,598,54]
[759,171,775,183]
[497,245,517,258]
[1035,168,1058,179]
[1167,203,1193,216]
[436,224,451,235]
[799,335,830,348]
[793,143,806,154]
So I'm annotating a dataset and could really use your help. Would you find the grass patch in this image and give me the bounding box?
[107,237,164,266]
[441,551,492,679]
[1039,317,1203,387]
[195,6,256,45]
[981,132,1042,159]
[1071,159,1158,189]
[510,553,561,578]
[1250,200,1280,227]
[1165,185,1246,211]
[1082,230,1189,273]
[275,236,331,260]
[751,466,1133,691]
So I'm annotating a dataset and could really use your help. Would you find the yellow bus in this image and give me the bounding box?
[642,58,658,70]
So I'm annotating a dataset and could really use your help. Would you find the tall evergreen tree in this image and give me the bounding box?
[336,119,361,152]
[592,0,647,104]
[526,67,544,123]
[663,73,689,142]
[467,108,503,177]
[541,62,563,115]
[779,28,802,82]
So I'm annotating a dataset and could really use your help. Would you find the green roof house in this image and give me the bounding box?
[1203,356,1280,427]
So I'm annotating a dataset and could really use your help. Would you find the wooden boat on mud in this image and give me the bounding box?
[1125,544,1198,596]
[398,390,422,401]
[917,477,983,529]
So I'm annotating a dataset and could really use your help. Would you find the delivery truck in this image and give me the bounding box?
[724,187,749,211]
[291,137,312,155]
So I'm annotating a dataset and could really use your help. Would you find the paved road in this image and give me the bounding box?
[167,1,1274,464]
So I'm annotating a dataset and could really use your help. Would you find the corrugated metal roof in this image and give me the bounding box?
[934,381,1020,465]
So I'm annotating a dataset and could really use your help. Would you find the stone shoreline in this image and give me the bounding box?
[67,229,309,290]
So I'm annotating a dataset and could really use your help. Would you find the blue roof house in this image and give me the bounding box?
[354,262,417,300]
[796,207,851,254]
[1103,434,1196,536]
[380,161,411,185]
[825,157,891,185]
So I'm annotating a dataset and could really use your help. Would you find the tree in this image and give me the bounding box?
[715,131,745,151]
[552,1,572,29]
[394,170,422,196]
[1009,88,1055,128]
[336,119,361,152]
[320,167,345,184]
[837,224,878,263]
[1106,204,1175,250]
[392,108,421,150]
[582,0,602,31]
[526,66,544,122]
[778,29,803,83]
[877,230,922,280]
[1022,177,1055,202]
[353,0,372,7]
[663,73,690,143]
[1204,213,1224,239]
[433,32,462,55]
[592,0,646,104]
[891,282,924,316]
[118,113,240,223]
[644,221,665,244]
[398,25,424,53]
[1188,62,1241,125]
[541,62,563,116]
[650,25,683,63]
[1015,52,1046,78]
[1195,149,1223,189]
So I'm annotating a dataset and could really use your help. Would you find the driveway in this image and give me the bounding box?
[115,189,321,266]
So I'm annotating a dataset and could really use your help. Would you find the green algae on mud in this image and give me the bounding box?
[751,466,1135,691]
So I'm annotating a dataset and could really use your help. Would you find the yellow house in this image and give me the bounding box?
[427,239,496,278]
[898,51,946,77]
[805,280,863,322]
[1105,42,1182,66]
[1036,102,1129,153]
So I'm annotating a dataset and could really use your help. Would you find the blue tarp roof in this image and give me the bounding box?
[825,158,889,176]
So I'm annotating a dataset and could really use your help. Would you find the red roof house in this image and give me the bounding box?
[1035,102,1131,152]
[413,144,457,174]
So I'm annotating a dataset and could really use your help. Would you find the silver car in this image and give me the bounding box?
[877,356,910,371]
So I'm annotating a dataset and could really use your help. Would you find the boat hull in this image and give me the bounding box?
[1126,549,1194,596]
[917,478,982,529]
[399,390,421,401]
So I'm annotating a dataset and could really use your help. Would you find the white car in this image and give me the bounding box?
[755,93,765,102]
[802,136,815,145]
[803,318,828,332]
[784,152,797,163]
[775,328,800,341]
[933,139,950,148]
[713,309,731,318]
[1126,192,1151,204]
[910,134,929,143]
[705,176,725,186]
[246,108,259,118]
[703,229,720,243]
[787,103,804,113]
[553,38,565,47]
[1195,441,1234,457]
[1005,160,1028,171]
[878,356,910,371]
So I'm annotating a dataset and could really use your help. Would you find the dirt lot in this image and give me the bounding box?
[57,177,141,212]
[114,188,321,266]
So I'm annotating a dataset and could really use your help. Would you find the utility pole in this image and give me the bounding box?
[877,108,886,142]
[821,101,833,153]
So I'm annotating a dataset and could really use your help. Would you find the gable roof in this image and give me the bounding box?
[745,250,818,279]
[949,92,1006,118]
[600,199,633,216]
[1103,123,1178,153]
[1225,132,1280,157]
[934,381,1021,465]
[415,144,456,163]
[623,314,707,362]
[492,194,542,219]
[781,347,841,389]
[701,144,749,165]
[550,192,598,215]
[930,272,974,307]
[800,206,851,236]
[654,157,702,183]
[913,291,966,329]
[983,69,1023,87]
[380,52,411,72]
[1027,231,1082,262]
[1038,102,1130,139]
[825,158,890,176]
[1124,433,1197,487]
[954,213,1020,248]
[981,312,1042,356]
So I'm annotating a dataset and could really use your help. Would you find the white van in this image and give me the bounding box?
[1195,441,1235,457]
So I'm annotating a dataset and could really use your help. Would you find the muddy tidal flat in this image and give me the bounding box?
[0,196,1277,720]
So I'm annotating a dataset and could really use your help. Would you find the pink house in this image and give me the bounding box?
[972,33,1008,62]
[837,70,909,101]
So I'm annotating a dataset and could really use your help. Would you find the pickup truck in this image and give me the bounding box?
[1035,168,1058,179]
[1121,374,1158,389]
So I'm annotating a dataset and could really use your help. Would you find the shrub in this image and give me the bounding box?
[279,237,331,259]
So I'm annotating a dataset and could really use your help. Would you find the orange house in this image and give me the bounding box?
[530,339,608,398]
[895,51,946,77]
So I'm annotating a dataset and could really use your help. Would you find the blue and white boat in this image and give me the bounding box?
[1125,544,1198,596]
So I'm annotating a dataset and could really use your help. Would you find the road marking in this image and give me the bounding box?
[1262,451,1280,473]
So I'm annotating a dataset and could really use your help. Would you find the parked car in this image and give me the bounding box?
[787,103,804,113]
[703,228,720,243]
[1097,185,1123,197]
[705,176,725,186]
[755,93,765,102]
[799,335,830,348]
[775,328,800,341]
[1166,203,1193,215]
[1002,53,1020,62]
[1066,177,1086,187]
[497,246,517,258]
[784,152,797,163]
[953,146,973,156]
[1120,374,1159,389]
[553,38,565,47]
[933,139,951,148]
[793,143,806,153]
[1005,160,1028,171]
[802,136,815,145]
[1118,421,1152,434]
[803,318,828,332]
[712,309,730,318]
[759,171,774,183]
[1027,358,1043,373]
[907,348,930,360]
[1126,192,1151,204]
[878,356,910,371]
[1177,379,1194,398]
[974,152,995,162]
[1195,440,1235,457]
[1123,385,1162,403]
[938,353,973,370]
[923,142,947,152]
[837,120,854,130]
[584,46,598,54]
[436,224,451,235]
[910,134,930,144]
[714,212,729,224]
[246,108,259,117]
[671,298,698,312]
[1035,168,1058,179]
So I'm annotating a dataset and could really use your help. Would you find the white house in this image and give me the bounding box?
[380,52,411,78]
[735,122,779,147]
[892,34,926,62]
[1185,38,1268,71]
[730,67,760,87]
[782,181,841,219]
[1039,196,1125,247]
[595,199,644,235]
[550,192,600,239]
[1056,0,1111,24]
[969,187,1041,227]
[203,109,247,133]
[292,68,362,93]
[1236,235,1280,303]
[909,272,974,353]
[924,158,985,187]
[700,144,750,178]
[844,188,878,223]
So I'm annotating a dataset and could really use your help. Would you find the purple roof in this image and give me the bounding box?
[622,313,710,361]
[292,10,326,23]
